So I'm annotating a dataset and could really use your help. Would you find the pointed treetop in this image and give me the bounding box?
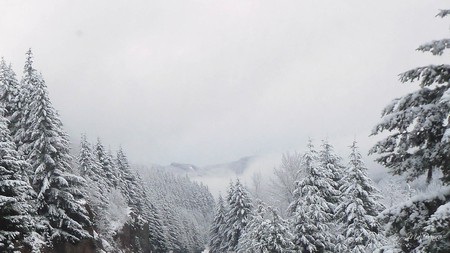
[96,137,103,147]
[349,140,364,166]
[24,48,34,74]
[0,57,6,68]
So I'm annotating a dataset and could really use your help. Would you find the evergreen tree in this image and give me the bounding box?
[288,140,337,253]
[223,179,253,252]
[336,141,385,252]
[0,106,43,252]
[116,147,143,214]
[13,49,40,160]
[78,135,105,181]
[319,139,345,204]
[209,194,227,253]
[318,140,346,251]
[371,9,450,252]
[16,50,92,245]
[0,59,20,130]
[369,10,450,184]
[94,138,118,188]
[238,202,295,253]
[76,135,110,238]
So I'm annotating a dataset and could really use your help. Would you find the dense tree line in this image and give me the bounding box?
[139,166,215,253]
[209,140,385,253]
[0,51,215,253]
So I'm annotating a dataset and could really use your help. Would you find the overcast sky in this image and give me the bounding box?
[0,0,449,167]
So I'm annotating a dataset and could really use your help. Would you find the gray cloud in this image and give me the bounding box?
[0,0,448,166]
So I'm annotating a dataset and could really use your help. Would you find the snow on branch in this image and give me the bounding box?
[436,9,450,18]
[418,39,450,55]
[400,65,450,87]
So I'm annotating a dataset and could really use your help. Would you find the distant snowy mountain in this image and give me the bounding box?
[151,156,258,177]
[204,156,256,175]
[144,154,281,198]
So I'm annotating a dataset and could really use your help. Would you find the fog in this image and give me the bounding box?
[1,0,448,167]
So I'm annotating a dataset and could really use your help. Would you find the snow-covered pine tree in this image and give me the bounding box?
[13,49,40,163]
[78,135,105,182]
[0,106,43,252]
[237,201,295,253]
[209,194,227,253]
[336,141,385,252]
[288,140,337,253]
[318,139,347,250]
[16,50,93,246]
[370,9,450,252]
[223,179,253,252]
[319,139,345,204]
[94,138,118,188]
[0,59,20,131]
[77,135,112,241]
[369,12,450,184]
[116,147,143,214]
[213,181,234,252]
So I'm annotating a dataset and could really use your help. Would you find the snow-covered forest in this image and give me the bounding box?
[1,5,450,253]
[0,51,215,252]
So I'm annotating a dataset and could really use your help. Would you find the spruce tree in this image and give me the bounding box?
[16,50,92,245]
[336,141,385,252]
[319,139,345,204]
[0,59,20,130]
[318,140,347,251]
[0,106,42,252]
[13,49,40,160]
[369,10,450,184]
[209,194,227,253]
[288,140,337,253]
[237,202,295,253]
[371,9,450,252]
[78,135,104,181]
[77,135,111,240]
[223,179,253,252]
[116,147,143,214]
[94,138,118,188]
